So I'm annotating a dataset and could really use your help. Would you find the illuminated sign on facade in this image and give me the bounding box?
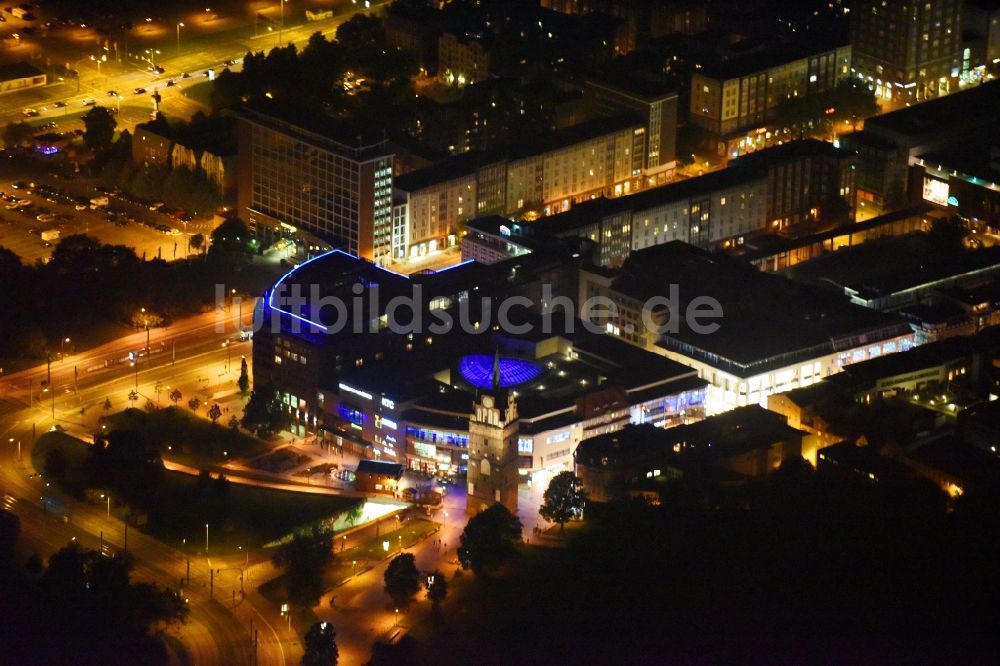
[381,397,395,409]
[922,177,950,206]
[339,383,373,400]
[414,443,437,459]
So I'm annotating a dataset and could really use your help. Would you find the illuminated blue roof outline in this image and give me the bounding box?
[266,251,478,333]
[459,354,544,389]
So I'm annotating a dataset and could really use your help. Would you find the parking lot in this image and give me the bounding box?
[0,159,218,264]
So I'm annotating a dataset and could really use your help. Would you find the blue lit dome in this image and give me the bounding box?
[459,354,544,389]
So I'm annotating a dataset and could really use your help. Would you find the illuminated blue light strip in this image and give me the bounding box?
[267,250,476,332]
[267,250,344,332]
[432,259,475,273]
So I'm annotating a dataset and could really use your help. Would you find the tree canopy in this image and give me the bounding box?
[539,471,587,532]
[1,542,187,665]
[384,552,421,606]
[241,386,291,438]
[83,106,117,154]
[458,503,522,576]
[273,529,334,608]
[302,621,338,666]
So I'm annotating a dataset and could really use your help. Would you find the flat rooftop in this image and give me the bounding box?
[233,103,391,161]
[604,242,909,377]
[698,39,849,80]
[865,81,1000,141]
[784,234,1000,305]
[336,324,704,430]
[576,406,802,466]
[0,61,44,80]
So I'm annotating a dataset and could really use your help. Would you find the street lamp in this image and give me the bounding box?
[90,54,106,75]
[9,437,20,462]
[279,0,287,45]
[61,337,70,358]
[205,523,209,553]
[176,22,184,54]
[101,492,110,518]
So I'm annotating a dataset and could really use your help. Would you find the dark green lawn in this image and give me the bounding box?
[104,406,270,467]
[34,430,354,553]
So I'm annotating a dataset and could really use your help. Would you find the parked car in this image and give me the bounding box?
[22,108,38,117]
[81,98,96,106]
[133,88,146,95]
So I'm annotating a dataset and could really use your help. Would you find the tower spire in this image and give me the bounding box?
[492,347,501,392]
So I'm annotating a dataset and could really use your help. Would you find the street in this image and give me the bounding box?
[0,1,389,133]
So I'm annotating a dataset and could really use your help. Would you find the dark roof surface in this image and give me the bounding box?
[865,81,1000,140]
[606,242,907,376]
[356,459,405,477]
[0,61,44,80]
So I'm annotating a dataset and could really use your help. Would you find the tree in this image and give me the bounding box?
[190,233,205,253]
[425,569,447,611]
[383,553,421,606]
[188,396,201,412]
[458,503,522,577]
[241,386,290,437]
[34,542,188,664]
[83,106,117,154]
[273,529,334,608]
[228,415,240,431]
[145,399,157,412]
[169,389,182,405]
[238,356,250,395]
[301,620,338,666]
[128,389,139,408]
[539,471,587,533]
[207,403,222,423]
[208,218,253,266]
[3,120,33,149]
[103,397,112,414]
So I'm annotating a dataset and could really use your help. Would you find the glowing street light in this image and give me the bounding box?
[176,22,184,54]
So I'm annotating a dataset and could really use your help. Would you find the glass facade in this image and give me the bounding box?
[244,114,393,263]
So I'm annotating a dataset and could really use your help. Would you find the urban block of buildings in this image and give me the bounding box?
[842,80,1000,216]
[252,248,707,479]
[576,241,916,413]
[574,406,814,501]
[850,0,963,102]
[464,139,857,267]
[689,41,853,156]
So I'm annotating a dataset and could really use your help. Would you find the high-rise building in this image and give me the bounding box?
[850,0,963,101]
[235,106,395,265]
